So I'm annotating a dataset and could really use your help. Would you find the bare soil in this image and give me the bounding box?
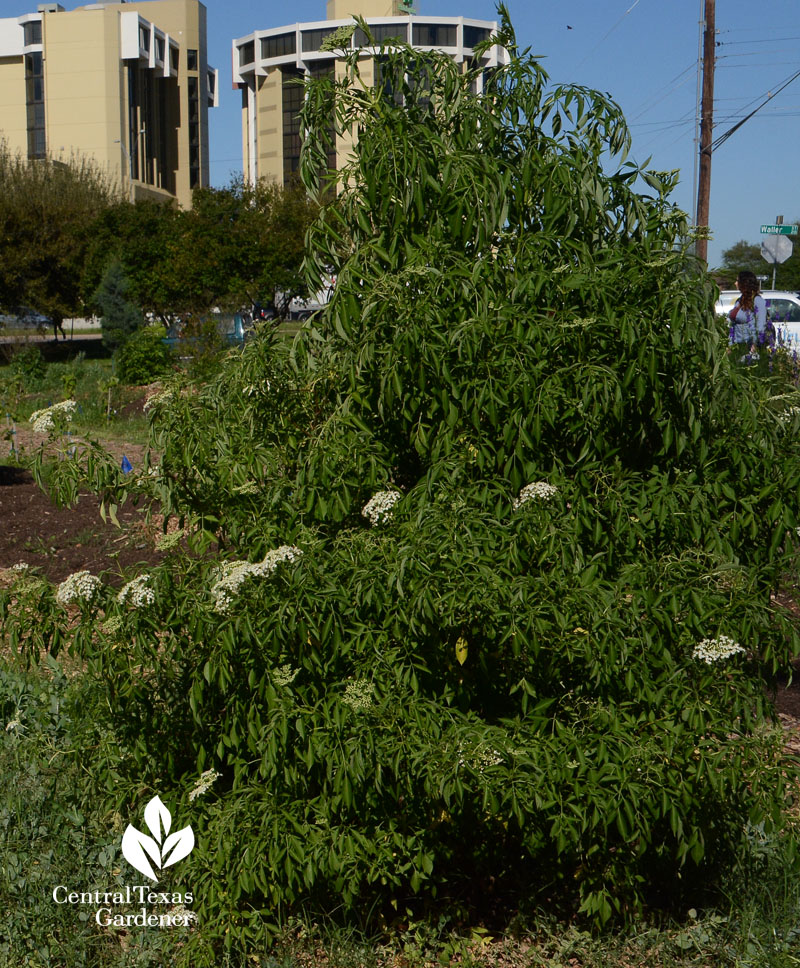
[0,461,164,584]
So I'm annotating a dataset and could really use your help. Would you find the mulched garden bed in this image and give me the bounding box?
[0,462,164,583]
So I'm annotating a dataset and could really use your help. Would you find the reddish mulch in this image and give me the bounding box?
[0,462,164,585]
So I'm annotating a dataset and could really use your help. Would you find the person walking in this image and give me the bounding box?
[728,270,767,346]
[51,312,66,341]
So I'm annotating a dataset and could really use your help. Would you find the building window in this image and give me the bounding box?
[23,20,42,46]
[463,25,491,48]
[412,23,457,47]
[155,36,165,62]
[25,52,45,160]
[354,23,407,47]
[281,67,303,183]
[301,27,338,53]
[188,75,200,188]
[374,56,403,105]
[187,48,198,71]
[170,46,179,72]
[262,32,296,59]
[139,24,150,53]
[239,41,255,66]
[308,61,336,176]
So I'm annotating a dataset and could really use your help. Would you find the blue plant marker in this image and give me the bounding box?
[121,455,133,474]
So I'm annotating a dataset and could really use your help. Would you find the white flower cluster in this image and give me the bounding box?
[117,574,155,609]
[231,481,260,496]
[155,530,184,552]
[513,481,559,510]
[29,399,77,434]
[693,635,745,664]
[211,546,302,613]
[143,388,174,412]
[273,663,299,687]
[55,570,102,607]
[361,490,402,526]
[456,741,504,773]
[5,719,22,732]
[11,562,29,573]
[342,679,375,711]
[100,615,124,636]
[188,769,220,802]
[168,904,198,926]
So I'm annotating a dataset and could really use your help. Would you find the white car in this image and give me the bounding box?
[715,289,800,347]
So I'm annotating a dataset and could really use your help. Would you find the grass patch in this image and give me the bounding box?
[0,354,152,447]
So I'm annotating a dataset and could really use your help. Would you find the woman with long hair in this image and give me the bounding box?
[728,270,767,345]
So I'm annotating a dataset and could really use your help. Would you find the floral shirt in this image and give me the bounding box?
[729,294,766,344]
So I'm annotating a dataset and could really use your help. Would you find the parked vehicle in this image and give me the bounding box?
[0,307,52,330]
[715,290,800,347]
[274,272,336,320]
[161,312,252,352]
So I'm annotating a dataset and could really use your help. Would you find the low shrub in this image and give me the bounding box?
[114,326,173,385]
[5,11,800,963]
[8,344,46,388]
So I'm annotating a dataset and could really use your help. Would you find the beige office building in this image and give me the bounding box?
[0,0,217,208]
[232,0,507,187]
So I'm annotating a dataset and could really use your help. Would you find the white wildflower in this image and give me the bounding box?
[342,679,375,711]
[455,740,503,773]
[55,570,102,607]
[188,769,220,802]
[143,388,174,412]
[117,574,155,609]
[11,562,29,573]
[100,615,124,636]
[155,530,184,552]
[513,481,559,509]
[167,904,198,926]
[231,481,260,496]
[361,490,402,526]
[693,635,745,664]
[210,545,302,613]
[273,663,299,687]
[5,719,22,732]
[29,399,77,434]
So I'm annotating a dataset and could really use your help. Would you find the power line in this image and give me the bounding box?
[574,0,647,70]
[708,64,800,151]
[627,62,697,122]
[717,35,800,46]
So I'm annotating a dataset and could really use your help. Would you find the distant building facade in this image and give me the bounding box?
[0,0,217,207]
[232,0,507,187]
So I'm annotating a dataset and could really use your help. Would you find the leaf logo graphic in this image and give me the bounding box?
[121,795,195,882]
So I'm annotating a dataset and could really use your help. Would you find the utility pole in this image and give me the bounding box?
[695,0,715,263]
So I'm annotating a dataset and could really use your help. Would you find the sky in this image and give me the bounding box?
[6,0,800,268]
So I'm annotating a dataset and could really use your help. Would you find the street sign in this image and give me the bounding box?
[761,224,798,235]
[761,235,793,264]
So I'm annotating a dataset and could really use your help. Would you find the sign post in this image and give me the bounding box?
[760,234,793,288]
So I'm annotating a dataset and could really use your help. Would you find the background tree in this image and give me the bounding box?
[93,259,143,350]
[0,142,120,320]
[717,230,800,290]
[83,178,317,319]
[83,200,178,322]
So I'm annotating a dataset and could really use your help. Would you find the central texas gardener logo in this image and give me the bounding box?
[121,795,195,882]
